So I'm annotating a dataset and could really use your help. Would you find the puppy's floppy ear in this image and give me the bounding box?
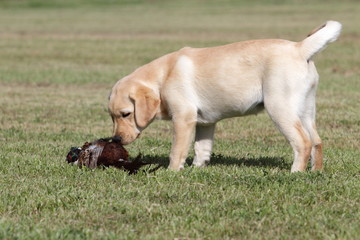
[130,86,160,128]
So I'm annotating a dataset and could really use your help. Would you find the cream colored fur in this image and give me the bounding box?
[108,21,342,172]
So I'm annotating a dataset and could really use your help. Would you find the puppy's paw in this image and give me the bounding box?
[192,158,209,168]
[168,163,185,171]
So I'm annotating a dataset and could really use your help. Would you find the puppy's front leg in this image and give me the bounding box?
[193,124,216,167]
[168,115,196,171]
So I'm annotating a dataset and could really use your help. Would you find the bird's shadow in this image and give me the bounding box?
[136,153,291,172]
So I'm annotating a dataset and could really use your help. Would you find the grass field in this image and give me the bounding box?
[0,0,359,239]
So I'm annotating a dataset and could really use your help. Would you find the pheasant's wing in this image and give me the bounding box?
[87,145,104,169]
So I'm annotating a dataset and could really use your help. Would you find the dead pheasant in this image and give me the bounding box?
[66,137,148,174]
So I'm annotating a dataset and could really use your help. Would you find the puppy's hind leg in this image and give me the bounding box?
[193,124,216,167]
[302,100,323,171]
[266,105,312,172]
[308,123,323,171]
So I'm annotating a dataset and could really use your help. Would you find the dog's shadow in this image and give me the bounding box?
[137,153,291,171]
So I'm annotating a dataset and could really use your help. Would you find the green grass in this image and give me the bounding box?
[0,0,359,239]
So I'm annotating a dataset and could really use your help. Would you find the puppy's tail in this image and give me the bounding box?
[300,20,342,60]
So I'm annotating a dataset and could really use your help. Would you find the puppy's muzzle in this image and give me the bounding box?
[111,136,122,143]
[112,135,125,144]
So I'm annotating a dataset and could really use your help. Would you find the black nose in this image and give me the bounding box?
[112,136,122,143]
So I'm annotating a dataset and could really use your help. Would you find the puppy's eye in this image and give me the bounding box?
[121,112,131,118]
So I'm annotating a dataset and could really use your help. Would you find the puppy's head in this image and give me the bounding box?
[108,79,160,145]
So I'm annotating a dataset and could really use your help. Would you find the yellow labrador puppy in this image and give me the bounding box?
[109,21,341,172]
